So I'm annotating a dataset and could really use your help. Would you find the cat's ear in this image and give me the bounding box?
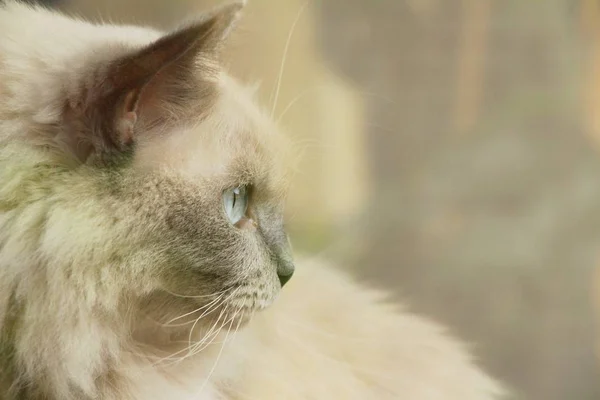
[63,2,243,162]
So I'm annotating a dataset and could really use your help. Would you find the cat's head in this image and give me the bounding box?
[40,3,294,329]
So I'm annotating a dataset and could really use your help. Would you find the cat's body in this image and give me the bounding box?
[0,2,504,399]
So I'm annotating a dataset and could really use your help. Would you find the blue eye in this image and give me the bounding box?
[223,185,248,225]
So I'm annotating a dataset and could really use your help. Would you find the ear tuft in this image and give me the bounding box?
[201,1,245,48]
[170,1,244,59]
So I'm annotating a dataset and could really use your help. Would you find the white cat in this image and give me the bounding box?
[0,1,505,399]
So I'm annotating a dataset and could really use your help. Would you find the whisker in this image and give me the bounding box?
[194,305,244,396]
[161,287,230,299]
[163,292,226,326]
[148,290,239,367]
[276,84,325,123]
[275,81,401,132]
[152,302,231,367]
[125,286,250,371]
[270,0,310,117]
[188,305,239,357]
[188,304,230,355]
[160,303,238,367]
[186,287,240,350]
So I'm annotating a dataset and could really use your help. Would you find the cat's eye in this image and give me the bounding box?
[223,185,249,226]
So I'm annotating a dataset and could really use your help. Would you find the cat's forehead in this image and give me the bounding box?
[133,72,291,190]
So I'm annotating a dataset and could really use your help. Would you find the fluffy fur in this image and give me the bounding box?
[0,1,505,399]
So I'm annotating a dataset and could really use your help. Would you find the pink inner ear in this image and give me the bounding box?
[116,91,139,146]
[123,90,139,114]
[120,111,137,146]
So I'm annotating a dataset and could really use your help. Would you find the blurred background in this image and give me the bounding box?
[34,0,600,398]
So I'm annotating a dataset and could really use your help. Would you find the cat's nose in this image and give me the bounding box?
[277,258,294,287]
[277,269,294,287]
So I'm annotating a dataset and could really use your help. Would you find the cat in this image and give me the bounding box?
[0,1,505,399]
